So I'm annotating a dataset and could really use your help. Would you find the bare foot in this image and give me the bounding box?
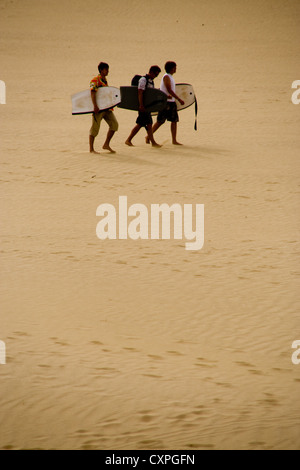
[125,140,134,147]
[173,141,183,146]
[145,136,150,145]
[103,144,116,154]
[90,149,100,154]
[152,142,162,148]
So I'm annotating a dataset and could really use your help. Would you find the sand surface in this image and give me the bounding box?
[0,0,300,450]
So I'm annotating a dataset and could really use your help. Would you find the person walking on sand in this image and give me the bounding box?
[147,61,184,146]
[89,62,119,154]
[125,65,162,148]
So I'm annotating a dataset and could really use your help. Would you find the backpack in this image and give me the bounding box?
[131,74,149,87]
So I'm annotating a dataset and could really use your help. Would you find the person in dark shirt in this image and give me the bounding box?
[125,65,162,148]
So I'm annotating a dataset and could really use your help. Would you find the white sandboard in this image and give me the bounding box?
[71,86,121,115]
[152,84,196,113]
[175,83,196,111]
[151,83,198,130]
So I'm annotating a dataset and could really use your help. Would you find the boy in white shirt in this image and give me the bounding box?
[148,61,185,146]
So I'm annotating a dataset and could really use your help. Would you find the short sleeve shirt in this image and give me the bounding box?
[138,76,154,91]
[89,75,115,111]
[90,75,108,92]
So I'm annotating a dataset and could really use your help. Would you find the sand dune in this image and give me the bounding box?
[0,0,300,450]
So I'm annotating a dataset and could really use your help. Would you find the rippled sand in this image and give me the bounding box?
[0,0,300,450]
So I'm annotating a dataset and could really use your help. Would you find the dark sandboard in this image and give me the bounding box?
[118,86,168,113]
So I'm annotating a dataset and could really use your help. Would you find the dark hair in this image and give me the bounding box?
[98,62,109,73]
[165,61,177,73]
[149,65,161,75]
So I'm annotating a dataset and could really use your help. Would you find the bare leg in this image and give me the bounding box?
[103,130,116,153]
[146,124,162,147]
[125,124,141,146]
[171,122,182,145]
[89,135,100,154]
[146,121,163,144]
